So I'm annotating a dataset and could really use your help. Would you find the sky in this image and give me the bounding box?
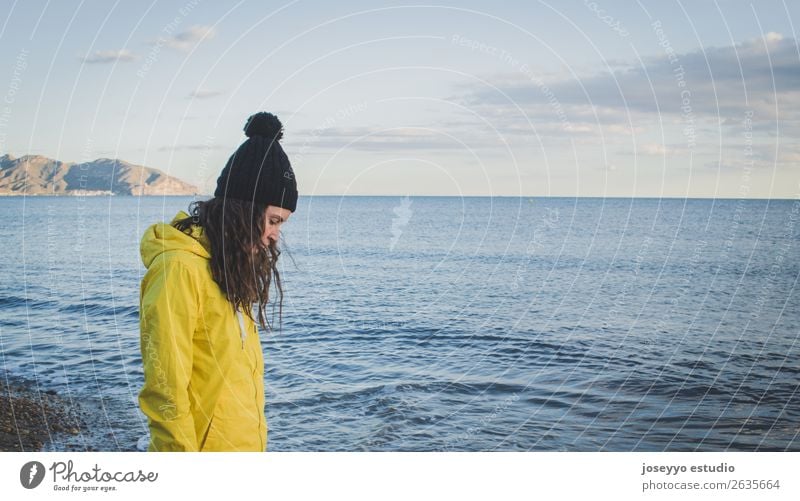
[0,0,799,198]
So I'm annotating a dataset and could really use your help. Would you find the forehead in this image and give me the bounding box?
[265,205,292,221]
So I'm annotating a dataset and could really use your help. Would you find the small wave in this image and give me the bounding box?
[671,359,715,371]
[58,302,139,319]
[273,379,528,409]
[669,384,728,399]
[0,293,58,309]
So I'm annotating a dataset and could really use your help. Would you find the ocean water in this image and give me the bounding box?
[0,195,798,451]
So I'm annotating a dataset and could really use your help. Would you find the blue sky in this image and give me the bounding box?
[1,0,799,197]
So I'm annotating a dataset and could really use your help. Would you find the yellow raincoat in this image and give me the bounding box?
[138,211,267,452]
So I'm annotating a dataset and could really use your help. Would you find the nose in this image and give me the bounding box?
[264,228,279,246]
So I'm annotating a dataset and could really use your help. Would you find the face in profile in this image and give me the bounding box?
[262,205,292,248]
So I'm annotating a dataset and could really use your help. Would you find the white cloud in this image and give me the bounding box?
[457,33,800,123]
[161,25,216,52]
[157,144,226,152]
[286,126,503,151]
[639,143,670,156]
[80,49,137,64]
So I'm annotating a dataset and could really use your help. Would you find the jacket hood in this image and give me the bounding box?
[140,210,211,269]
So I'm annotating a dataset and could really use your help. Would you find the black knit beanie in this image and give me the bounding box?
[214,112,298,212]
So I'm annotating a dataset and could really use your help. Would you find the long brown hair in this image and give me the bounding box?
[173,197,283,331]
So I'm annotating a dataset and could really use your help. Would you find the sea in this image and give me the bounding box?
[0,195,798,451]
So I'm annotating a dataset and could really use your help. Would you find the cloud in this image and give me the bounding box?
[286,126,505,152]
[188,89,223,99]
[748,143,800,164]
[699,139,800,172]
[441,32,800,175]
[157,144,226,152]
[161,25,216,52]
[627,142,685,157]
[456,32,800,123]
[640,143,668,156]
[80,49,137,64]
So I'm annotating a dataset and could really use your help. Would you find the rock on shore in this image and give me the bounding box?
[0,376,87,451]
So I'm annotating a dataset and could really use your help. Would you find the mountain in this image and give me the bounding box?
[0,154,199,196]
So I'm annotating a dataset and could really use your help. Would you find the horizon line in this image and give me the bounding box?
[2,194,796,201]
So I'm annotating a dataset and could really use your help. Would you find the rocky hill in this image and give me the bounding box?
[0,154,199,196]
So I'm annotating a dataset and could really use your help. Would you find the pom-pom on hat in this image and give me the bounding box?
[214,112,298,212]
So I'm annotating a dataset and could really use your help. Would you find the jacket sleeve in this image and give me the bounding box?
[138,258,200,452]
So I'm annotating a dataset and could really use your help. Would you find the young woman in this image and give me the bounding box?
[138,112,298,451]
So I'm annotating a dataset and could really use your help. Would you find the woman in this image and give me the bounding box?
[138,112,298,451]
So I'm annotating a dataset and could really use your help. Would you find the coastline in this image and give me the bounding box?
[0,376,87,452]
